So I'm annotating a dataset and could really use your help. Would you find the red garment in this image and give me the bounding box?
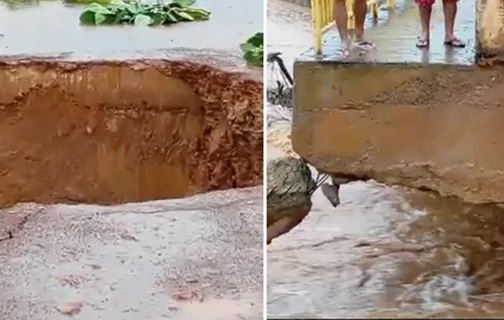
[415,0,458,7]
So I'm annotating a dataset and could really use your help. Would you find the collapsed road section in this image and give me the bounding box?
[0,53,264,319]
[0,46,263,320]
[0,55,263,207]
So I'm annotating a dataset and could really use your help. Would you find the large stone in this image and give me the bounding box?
[267,156,315,243]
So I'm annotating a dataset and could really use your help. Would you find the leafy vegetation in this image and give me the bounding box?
[240,32,263,67]
[79,0,210,26]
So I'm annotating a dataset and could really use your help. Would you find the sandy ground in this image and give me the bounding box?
[0,187,263,320]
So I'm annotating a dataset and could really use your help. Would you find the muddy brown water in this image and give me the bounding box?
[267,144,504,318]
[266,1,504,317]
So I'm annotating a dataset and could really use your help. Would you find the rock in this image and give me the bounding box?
[267,156,315,244]
[55,302,83,316]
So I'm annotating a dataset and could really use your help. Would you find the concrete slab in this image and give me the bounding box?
[292,61,504,204]
[0,187,263,320]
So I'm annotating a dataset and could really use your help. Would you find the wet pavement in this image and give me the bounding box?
[268,0,475,70]
[267,0,313,76]
[0,187,263,320]
[0,0,262,59]
[300,0,475,64]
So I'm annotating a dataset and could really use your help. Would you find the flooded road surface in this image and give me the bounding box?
[0,187,263,320]
[0,0,262,58]
[267,1,501,317]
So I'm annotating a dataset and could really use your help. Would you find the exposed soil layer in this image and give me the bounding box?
[0,58,263,207]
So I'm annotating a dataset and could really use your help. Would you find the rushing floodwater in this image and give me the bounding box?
[266,0,500,317]
[268,144,504,318]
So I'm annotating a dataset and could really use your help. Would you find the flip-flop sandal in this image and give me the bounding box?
[444,38,465,48]
[416,37,429,48]
[336,48,350,57]
[354,41,375,51]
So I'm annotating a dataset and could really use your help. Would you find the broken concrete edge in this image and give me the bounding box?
[0,48,262,82]
[291,59,504,205]
[297,152,504,206]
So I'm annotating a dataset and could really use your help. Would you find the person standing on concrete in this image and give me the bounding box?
[334,0,375,56]
[416,0,466,48]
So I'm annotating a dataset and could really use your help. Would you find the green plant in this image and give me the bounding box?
[79,0,210,26]
[240,32,263,67]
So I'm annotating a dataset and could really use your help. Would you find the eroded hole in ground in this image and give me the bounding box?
[0,59,263,207]
[0,58,264,320]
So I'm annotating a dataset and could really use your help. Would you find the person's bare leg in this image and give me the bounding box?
[334,0,350,52]
[417,4,432,47]
[443,0,465,46]
[353,0,367,42]
[353,0,376,49]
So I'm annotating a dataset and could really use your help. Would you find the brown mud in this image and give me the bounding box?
[0,58,263,208]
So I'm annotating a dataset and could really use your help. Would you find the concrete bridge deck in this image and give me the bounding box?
[292,0,504,204]
[299,0,475,64]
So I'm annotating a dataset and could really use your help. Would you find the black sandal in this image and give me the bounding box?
[444,38,465,48]
[354,41,375,51]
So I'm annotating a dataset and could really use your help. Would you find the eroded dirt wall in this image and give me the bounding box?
[0,59,263,207]
[292,62,504,204]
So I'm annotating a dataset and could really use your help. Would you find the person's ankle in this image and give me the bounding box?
[354,30,364,42]
[339,35,350,47]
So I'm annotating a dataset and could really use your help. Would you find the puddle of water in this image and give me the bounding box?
[0,0,262,57]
